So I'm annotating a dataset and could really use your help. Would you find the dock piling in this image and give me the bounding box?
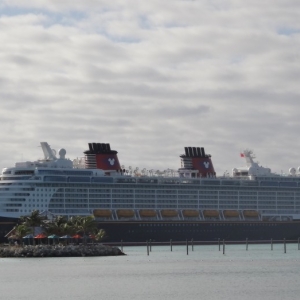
[223,239,225,255]
[218,238,220,251]
[284,238,286,254]
[271,238,273,250]
[192,238,194,251]
[246,238,248,251]
[186,239,189,255]
[170,239,172,252]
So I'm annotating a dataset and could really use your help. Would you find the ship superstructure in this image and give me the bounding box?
[1,142,300,242]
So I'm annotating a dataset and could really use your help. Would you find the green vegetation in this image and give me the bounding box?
[19,210,45,228]
[9,210,106,244]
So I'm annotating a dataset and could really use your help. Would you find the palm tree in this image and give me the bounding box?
[12,224,31,245]
[44,216,68,236]
[60,223,77,236]
[71,216,97,245]
[20,210,45,233]
[18,213,102,246]
[67,216,82,230]
[95,229,106,242]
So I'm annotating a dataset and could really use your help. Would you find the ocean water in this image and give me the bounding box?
[1,243,300,300]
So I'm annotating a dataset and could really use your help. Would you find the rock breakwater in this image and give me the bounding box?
[0,244,125,257]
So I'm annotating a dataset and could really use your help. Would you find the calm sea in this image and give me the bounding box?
[1,243,300,300]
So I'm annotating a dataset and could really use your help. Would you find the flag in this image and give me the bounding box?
[240,153,245,157]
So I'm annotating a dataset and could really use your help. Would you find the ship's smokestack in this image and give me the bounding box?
[185,147,189,156]
[180,146,216,177]
[84,143,121,170]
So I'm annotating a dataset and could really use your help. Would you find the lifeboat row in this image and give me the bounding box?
[93,209,261,220]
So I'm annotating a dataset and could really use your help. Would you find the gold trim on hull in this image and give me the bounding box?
[161,210,178,218]
[93,209,112,218]
[139,210,157,218]
[223,210,239,218]
[203,210,219,218]
[182,210,200,217]
[243,210,260,218]
[117,209,135,218]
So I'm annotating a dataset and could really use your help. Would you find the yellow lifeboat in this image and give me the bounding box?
[182,210,200,217]
[139,210,157,218]
[203,210,219,218]
[161,210,178,218]
[93,209,112,218]
[117,209,135,218]
[243,210,259,218]
[223,210,239,218]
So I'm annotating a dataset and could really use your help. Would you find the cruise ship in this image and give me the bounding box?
[1,142,300,243]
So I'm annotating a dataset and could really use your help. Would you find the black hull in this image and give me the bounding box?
[2,217,300,243]
[96,221,300,243]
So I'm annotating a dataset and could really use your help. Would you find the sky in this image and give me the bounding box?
[0,0,300,176]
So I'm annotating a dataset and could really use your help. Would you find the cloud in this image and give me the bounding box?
[0,1,299,176]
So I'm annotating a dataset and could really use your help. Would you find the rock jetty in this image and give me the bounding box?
[0,244,125,257]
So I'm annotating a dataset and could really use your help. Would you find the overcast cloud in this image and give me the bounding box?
[0,0,300,175]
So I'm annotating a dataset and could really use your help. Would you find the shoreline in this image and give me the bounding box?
[0,244,125,257]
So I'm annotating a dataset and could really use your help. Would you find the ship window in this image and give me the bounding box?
[260,181,279,187]
[15,170,34,175]
[115,178,136,184]
[68,177,90,183]
[280,182,297,187]
[92,177,113,183]
[201,180,220,186]
[44,176,67,182]
[241,181,258,186]
[137,178,158,184]
[222,180,240,186]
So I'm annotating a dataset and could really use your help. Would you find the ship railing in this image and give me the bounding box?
[115,216,137,221]
[243,216,260,221]
[94,217,114,221]
[160,216,181,221]
[223,216,241,221]
[263,215,293,222]
[280,216,293,221]
[203,216,221,221]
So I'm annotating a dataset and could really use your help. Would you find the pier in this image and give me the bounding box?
[103,238,300,255]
